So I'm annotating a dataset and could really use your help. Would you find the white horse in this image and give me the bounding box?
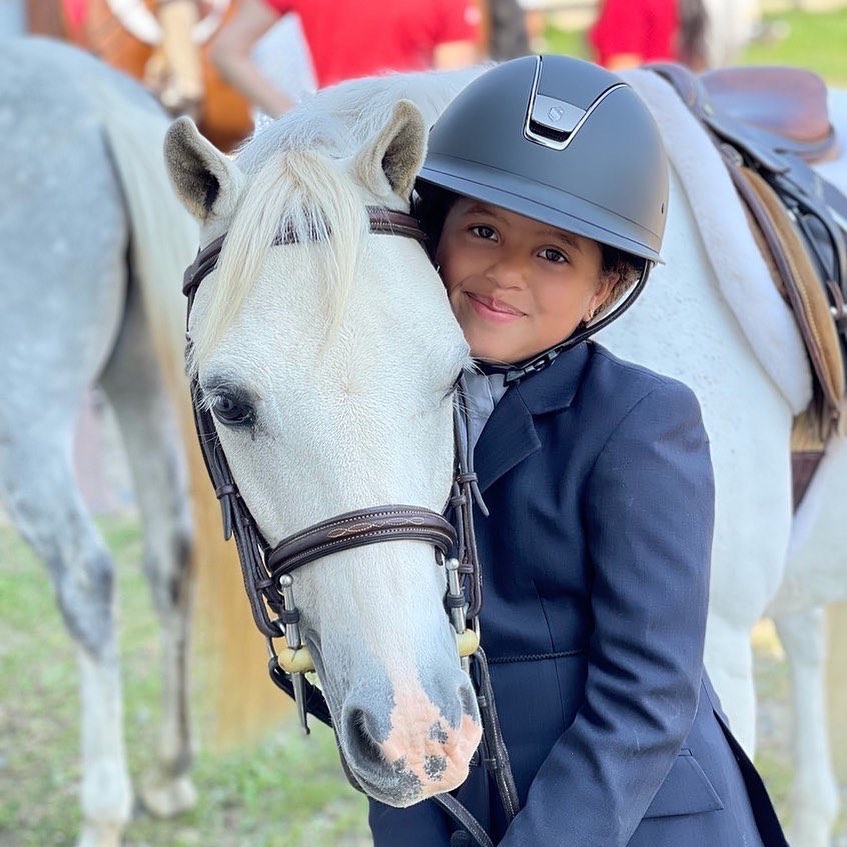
[165,61,847,845]
[166,66,488,807]
[0,38,202,847]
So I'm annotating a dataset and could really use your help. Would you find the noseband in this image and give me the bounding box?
[182,205,517,847]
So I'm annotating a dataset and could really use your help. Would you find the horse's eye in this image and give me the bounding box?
[210,394,255,427]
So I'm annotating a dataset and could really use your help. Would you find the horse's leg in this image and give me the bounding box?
[773,608,839,847]
[0,435,131,847]
[703,612,758,750]
[99,276,196,818]
[766,438,847,846]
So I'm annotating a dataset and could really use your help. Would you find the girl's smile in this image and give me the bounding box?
[466,291,526,322]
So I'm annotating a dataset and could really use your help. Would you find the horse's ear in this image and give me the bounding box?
[164,117,244,222]
[353,99,427,202]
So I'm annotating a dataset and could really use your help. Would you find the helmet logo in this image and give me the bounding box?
[547,105,565,124]
[527,93,586,148]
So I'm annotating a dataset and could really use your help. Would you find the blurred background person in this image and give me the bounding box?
[589,0,709,71]
[484,0,531,59]
[23,0,255,147]
[210,0,481,120]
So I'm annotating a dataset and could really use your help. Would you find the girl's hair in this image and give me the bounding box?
[413,184,456,260]
[597,244,645,317]
[414,184,644,317]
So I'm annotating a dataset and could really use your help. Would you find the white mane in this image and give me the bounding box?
[193,65,486,369]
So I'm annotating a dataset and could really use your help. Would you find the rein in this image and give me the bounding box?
[182,204,517,846]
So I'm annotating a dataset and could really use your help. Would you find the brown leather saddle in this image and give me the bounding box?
[647,63,847,507]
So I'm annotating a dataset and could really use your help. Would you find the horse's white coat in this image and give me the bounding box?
[622,69,811,414]
[599,72,847,847]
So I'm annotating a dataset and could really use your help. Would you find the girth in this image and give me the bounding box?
[182,204,518,847]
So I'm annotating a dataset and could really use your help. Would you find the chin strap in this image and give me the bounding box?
[501,260,653,385]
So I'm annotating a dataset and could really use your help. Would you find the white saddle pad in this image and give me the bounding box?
[623,68,811,415]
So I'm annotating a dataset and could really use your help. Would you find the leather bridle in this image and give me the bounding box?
[182,205,518,847]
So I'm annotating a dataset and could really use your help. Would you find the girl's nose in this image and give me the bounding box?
[486,253,526,289]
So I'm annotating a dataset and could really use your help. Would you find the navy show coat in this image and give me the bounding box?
[369,341,788,846]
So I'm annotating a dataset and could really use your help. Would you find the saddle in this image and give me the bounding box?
[648,63,847,505]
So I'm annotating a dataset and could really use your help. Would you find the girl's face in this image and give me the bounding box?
[436,198,613,365]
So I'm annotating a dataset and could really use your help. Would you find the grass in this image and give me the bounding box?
[741,8,847,86]
[0,517,369,847]
[545,7,847,85]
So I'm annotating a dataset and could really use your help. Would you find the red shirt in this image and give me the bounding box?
[265,0,480,88]
[589,0,679,67]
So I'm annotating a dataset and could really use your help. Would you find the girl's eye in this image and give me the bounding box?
[541,248,567,264]
[470,225,497,240]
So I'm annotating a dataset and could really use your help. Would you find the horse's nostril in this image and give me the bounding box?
[344,707,384,766]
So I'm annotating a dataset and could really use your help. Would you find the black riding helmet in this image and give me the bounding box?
[415,54,670,383]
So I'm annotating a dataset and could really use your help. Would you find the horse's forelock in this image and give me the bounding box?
[190,147,367,371]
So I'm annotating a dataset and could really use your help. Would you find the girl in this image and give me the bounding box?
[369,54,788,847]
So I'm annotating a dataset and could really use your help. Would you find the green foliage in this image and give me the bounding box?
[543,25,589,61]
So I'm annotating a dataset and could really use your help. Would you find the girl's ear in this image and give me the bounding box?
[583,274,617,323]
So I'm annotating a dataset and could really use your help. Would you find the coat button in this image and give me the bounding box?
[450,832,471,847]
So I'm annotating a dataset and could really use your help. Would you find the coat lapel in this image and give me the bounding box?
[473,343,593,494]
[474,386,540,494]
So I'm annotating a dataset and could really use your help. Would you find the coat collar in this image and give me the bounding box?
[513,341,591,415]
[473,342,592,493]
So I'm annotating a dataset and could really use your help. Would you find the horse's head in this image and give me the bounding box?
[165,93,480,804]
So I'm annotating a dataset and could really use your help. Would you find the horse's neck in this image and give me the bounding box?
[239,65,487,175]
[391,65,489,126]
[314,65,487,131]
